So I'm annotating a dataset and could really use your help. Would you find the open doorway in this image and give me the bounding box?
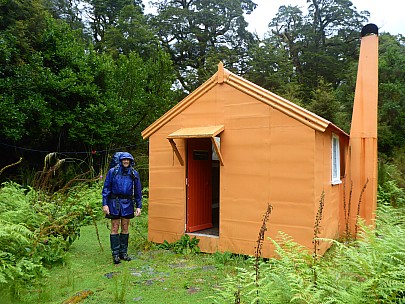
[186,138,220,236]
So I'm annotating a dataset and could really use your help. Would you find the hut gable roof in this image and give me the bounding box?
[142,62,348,139]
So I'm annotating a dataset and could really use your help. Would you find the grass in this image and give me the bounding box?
[4,181,403,303]
[10,218,248,304]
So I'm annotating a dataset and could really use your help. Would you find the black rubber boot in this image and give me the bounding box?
[119,233,131,261]
[110,234,121,264]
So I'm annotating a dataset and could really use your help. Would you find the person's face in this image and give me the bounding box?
[122,159,130,168]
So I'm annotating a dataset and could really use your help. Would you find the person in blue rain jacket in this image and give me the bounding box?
[102,152,142,264]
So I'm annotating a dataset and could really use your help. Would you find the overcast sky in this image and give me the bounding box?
[244,0,404,37]
[143,0,404,37]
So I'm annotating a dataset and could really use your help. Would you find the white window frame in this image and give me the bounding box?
[331,134,342,185]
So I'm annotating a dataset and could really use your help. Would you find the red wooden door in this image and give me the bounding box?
[186,138,213,232]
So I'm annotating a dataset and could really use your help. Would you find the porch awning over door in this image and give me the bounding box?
[167,125,224,138]
[167,125,224,166]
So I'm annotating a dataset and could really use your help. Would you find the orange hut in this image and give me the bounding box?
[141,24,378,258]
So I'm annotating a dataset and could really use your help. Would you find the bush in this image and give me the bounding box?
[158,235,201,255]
[0,181,103,297]
[378,161,405,208]
[213,205,405,303]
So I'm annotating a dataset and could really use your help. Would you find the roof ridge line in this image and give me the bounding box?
[225,73,330,132]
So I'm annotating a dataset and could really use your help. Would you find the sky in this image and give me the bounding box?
[143,0,404,37]
[244,0,404,38]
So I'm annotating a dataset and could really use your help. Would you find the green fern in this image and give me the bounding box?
[0,180,103,299]
[0,220,47,294]
[212,205,405,304]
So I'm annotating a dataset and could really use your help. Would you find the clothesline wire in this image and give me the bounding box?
[0,142,137,155]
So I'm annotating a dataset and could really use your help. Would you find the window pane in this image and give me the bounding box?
[331,135,340,183]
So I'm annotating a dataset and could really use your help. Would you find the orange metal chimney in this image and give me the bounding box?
[348,24,379,228]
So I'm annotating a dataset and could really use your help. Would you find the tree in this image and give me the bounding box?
[307,78,343,124]
[82,0,144,49]
[43,0,85,32]
[149,0,257,92]
[243,0,370,124]
[101,4,160,59]
[107,50,176,142]
[0,0,43,31]
[302,0,369,89]
[0,9,175,165]
[254,1,369,92]
[307,0,368,47]
[377,33,405,155]
[244,4,306,101]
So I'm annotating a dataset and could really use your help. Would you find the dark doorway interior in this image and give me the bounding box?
[186,138,220,237]
[210,160,220,235]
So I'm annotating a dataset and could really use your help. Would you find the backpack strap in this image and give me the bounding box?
[112,164,120,178]
[112,165,137,181]
[111,165,138,202]
[130,168,137,180]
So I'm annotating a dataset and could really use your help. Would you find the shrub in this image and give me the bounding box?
[0,181,103,297]
[213,205,405,303]
[378,162,405,208]
[158,235,201,255]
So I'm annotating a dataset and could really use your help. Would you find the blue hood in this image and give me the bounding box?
[119,152,135,167]
[119,152,134,162]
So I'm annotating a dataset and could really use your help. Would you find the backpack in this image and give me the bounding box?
[109,151,125,169]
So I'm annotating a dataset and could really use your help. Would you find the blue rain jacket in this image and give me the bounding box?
[102,152,142,216]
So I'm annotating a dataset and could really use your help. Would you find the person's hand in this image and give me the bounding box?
[102,205,110,215]
[135,208,141,217]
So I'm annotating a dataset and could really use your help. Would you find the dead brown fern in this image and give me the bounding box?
[354,178,369,239]
[343,178,354,241]
[312,191,325,286]
[88,207,104,252]
[57,170,99,194]
[30,211,83,254]
[312,190,325,261]
[62,290,94,304]
[30,154,102,253]
[34,153,66,192]
[253,203,273,303]
[0,157,22,176]
[343,178,370,241]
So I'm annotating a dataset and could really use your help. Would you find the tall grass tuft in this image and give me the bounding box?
[113,270,130,303]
